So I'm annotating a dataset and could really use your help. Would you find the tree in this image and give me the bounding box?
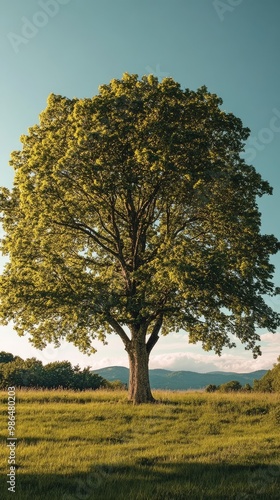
[18,357,44,387]
[243,383,252,392]
[70,365,106,390]
[205,384,218,393]
[0,357,29,389]
[219,380,242,392]
[0,73,279,404]
[0,351,15,364]
[253,356,280,392]
[0,356,44,389]
[0,354,106,390]
[43,361,74,389]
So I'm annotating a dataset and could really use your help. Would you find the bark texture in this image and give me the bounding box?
[127,336,155,404]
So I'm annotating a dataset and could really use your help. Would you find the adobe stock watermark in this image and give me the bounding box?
[62,466,112,500]
[213,0,244,22]
[145,64,169,80]
[235,465,280,499]
[7,0,72,54]
[243,108,280,163]
[7,387,17,494]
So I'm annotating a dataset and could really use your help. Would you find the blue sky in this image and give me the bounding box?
[0,0,280,373]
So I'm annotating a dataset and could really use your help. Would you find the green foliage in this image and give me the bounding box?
[0,357,30,388]
[0,355,106,390]
[253,355,280,392]
[0,74,280,402]
[243,383,252,392]
[43,361,74,389]
[219,380,242,392]
[206,380,252,393]
[205,384,218,392]
[0,351,15,364]
[70,366,106,390]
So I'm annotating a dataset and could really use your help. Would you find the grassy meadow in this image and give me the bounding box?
[0,389,280,499]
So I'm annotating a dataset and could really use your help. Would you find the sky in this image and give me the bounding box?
[0,0,280,373]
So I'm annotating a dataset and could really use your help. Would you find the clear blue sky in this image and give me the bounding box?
[0,0,280,373]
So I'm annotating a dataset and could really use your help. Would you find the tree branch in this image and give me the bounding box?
[52,219,120,259]
[106,314,131,350]
[146,314,163,355]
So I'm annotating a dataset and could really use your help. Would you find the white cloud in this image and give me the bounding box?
[260,331,280,345]
[150,352,217,372]
[0,324,279,373]
[149,350,278,373]
[90,356,129,370]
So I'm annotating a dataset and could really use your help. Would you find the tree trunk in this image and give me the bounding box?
[127,335,155,404]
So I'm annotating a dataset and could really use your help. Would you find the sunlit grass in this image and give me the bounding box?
[0,389,279,499]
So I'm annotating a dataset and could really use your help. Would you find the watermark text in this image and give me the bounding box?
[7,0,72,54]
[7,387,17,493]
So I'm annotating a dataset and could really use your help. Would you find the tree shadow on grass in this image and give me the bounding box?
[1,462,280,500]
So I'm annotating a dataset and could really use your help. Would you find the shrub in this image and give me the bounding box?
[205,384,218,393]
[0,356,107,390]
[219,380,242,393]
[243,383,252,392]
[70,367,106,390]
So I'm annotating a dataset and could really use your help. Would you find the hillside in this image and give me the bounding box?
[92,366,267,390]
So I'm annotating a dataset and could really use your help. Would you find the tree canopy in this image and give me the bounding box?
[0,352,106,390]
[0,73,279,403]
[253,356,280,392]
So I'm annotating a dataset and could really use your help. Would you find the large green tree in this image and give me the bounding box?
[0,74,279,403]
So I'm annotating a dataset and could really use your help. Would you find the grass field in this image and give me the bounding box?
[0,389,280,499]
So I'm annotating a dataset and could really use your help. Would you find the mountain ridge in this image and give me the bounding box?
[92,366,267,390]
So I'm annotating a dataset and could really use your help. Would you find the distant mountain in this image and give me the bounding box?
[92,366,267,390]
